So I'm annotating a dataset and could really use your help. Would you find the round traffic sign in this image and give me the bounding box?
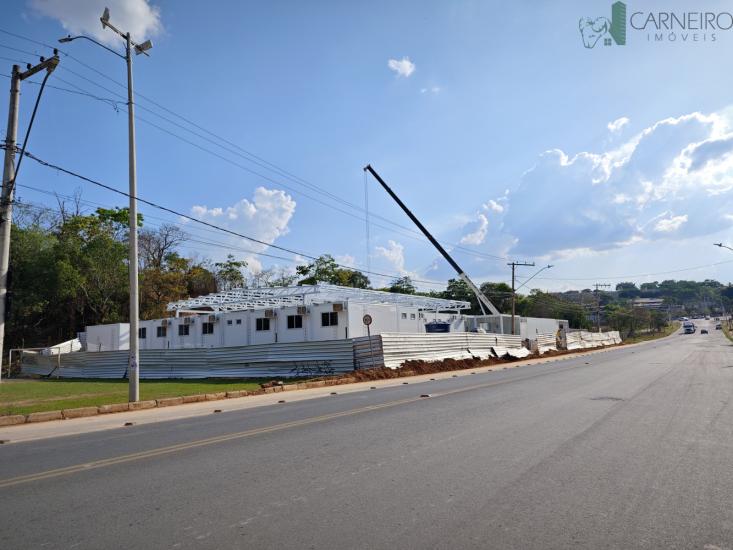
[362,314,373,326]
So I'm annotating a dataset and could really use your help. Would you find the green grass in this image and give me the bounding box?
[621,322,681,345]
[0,378,290,416]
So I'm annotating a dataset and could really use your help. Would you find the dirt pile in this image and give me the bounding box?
[347,355,512,382]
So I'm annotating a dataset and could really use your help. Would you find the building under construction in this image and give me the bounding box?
[81,283,567,352]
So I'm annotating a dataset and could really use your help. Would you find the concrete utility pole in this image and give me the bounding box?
[0,54,59,382]
[60,8,152,401]
[593,283,611,332]
[508,261,534,335]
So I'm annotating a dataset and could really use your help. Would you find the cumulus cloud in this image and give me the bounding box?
[387,56,415,77]
[374,239,422,280]
[607,116,630,133]
[654,214,688,233]
[476,110,733,258]
[190,187,295,261]
[460,213,489,245]
[30,0,162,45]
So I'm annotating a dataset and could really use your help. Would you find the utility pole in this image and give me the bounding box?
[0,54,59,382]
[593,283,611,332]
[508,261,534,335]
[60,8,152,402]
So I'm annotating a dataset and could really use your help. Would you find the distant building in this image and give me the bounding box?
[632,298,665,310]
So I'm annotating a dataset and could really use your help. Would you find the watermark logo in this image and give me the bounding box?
[579,1,627,48]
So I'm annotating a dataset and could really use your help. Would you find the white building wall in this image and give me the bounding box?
[520,317,568,339]
[86,323,130,351]
[86,301,474,352]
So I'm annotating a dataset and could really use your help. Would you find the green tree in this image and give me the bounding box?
[479,281,513,313]
[296,254,370,288]
[214,255,247,291]
[389,276,416,295]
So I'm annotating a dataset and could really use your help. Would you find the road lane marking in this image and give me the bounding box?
[0,354,658,489]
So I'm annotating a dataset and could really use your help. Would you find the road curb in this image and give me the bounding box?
[1,337,665,428]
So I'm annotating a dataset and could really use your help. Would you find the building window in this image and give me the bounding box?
[202,322,214,335]
[419,313,424,319]
[178,324,190,336]
[227,320,232,325]
[321,312,338,327]
[410,313,416,320]
[256,318,270,331]
[156,326,167,338]
[236,319,242,325]
[138,327,147,339]
[287,315,303,329]
[401,312,407,319]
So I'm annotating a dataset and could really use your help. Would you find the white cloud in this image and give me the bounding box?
[607,116,630,133]
[387,56,415,78]
[420,86,441,94]
[460,213,489,245]
[30,0,162,45]
[190,187,296,261]
[374,239,421,279]
[654,214,688,233]
[484,199,504,213]
[477,110,733,258]
[375,240,406,272]
[335,254,357,269]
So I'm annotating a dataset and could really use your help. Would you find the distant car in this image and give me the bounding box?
[701,329,709,334]
[716,324,722,330]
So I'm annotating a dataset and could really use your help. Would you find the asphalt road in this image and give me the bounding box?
[1,322,732,549]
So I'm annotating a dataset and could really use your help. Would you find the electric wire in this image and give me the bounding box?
[0,31,510,262]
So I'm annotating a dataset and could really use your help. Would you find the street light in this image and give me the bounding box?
[714,242,733,253]
[59,8,152,402]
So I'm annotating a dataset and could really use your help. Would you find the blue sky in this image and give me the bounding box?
[5,0,733,293]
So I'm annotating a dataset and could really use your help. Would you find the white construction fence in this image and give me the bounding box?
[19,339,355,379]
[565,330,622,350]
[354,332,531,370]
[18,330,622,379]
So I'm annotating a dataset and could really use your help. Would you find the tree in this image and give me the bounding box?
[615,282,640,298]
[479,282,513,313]
[139,224,186,270]
[214,255,247,291]
[443,279,480,313]
[389,276,416,295]
[296,254,370,288]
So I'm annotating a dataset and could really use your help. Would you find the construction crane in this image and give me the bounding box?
[363,164,500,316]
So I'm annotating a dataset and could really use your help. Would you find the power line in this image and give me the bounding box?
[17,196,455,288]
[5,148,465,287]
[0,30,510,263]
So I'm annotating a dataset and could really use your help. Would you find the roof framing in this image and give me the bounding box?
[167,283,470,312]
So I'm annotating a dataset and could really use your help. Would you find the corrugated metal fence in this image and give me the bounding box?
[20,330,624,379]
[20,339,355,379]
[536,333,558,354]
[354,332,530,370]
[566,330,621,351]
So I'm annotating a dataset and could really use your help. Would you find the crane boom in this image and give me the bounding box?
[363,164,500,316]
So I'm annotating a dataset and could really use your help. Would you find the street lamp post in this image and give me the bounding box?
[59,8,152,402]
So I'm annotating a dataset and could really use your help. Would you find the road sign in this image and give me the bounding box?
[363,314,373,326]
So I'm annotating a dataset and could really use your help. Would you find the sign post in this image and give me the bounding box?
[363,314,376,368]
